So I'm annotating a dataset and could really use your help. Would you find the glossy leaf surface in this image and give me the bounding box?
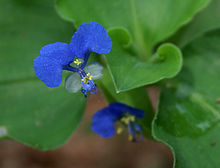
[153,30,220,167]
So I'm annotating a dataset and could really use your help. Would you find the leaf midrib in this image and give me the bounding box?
[130,0,151,60]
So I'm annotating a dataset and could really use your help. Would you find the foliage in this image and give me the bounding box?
[0,0,85,150]
[1,0,220,167]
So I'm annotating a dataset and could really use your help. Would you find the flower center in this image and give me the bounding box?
[80,70,97,98]
[81,73,93,83]
[74,59,82,65]
[120,114,135,124]
[116,114,143,142]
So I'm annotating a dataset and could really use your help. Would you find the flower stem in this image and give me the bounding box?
[62,64,78,72]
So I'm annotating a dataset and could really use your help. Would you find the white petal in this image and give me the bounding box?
[84,63,104,80]
[65,73,81,93]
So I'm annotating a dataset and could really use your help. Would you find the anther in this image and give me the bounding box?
[128,135,133,141]
[74,59,82,65]
[120,115,136,124]
[87,73,93,80]
[82,77,90,83]
[129,116,135,122]
[116,127,124,134]
[121,117,130,124]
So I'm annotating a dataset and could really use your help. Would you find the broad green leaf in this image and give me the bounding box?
[0,0,74,81]
[152,30,220,167]
[106,28,182,92]
[0,0,86,150]
[0,81,85,150]
[56,0,210,51]
[97,69,154,138]
[170,0,220,48]
[56,0,207,91]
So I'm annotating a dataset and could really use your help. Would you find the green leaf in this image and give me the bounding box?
[56,0,210,50]
[152,30,220,167]
[0,0,75,82]
[56,0,207,91]
[0,81,85,150]
[0,0,85,150]
[170,0,220,48]
[106,28,182,92]
[97,69,154,138]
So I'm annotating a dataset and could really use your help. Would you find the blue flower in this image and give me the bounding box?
[34,21,112,97]
[91,102,145,142]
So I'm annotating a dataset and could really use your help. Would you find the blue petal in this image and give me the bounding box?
[91,107,118,138]
[40,42,74,65]
[34,56,63,87]
[109,102,145,118]
[70,21,112,58]
[127,107,145,118]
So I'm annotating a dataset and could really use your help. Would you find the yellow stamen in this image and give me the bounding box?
[120,115,135,124]
[74,59,82,65]
[129,115,135,122]
[87,73,93,80]
[82,77,90,83]
[128,135,133,141]
[121,117,130,124]
[116,127,124,134]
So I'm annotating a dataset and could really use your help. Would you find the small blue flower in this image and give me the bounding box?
[34,21,112,97]
[92,102,145,142]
